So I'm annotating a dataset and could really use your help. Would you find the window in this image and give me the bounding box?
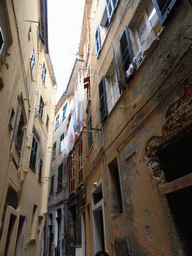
[57,163,63,191]
[109,159,123,214]
[88,115,93,150]
[105,64,120,113]
[38,159,43,181]
[92,183,106,254]
[70,152,75,193]
[59,133,64,152]
[0,27,4,54]
[95,26,101,58]
[15,112,25,153]
[39,96,44,118]
[78,139,83,184]
[62,104,67,120]
[46,115,49,129]
[151,0,178,25]
[30,47,35,72]
[30,136,38,170]
[106,0,119,23]
[55,114,59,130]
[98,77,108,122]
[52,142,56,160]
[50,175,54,195]
[119,27,134,82]
[135,1,160,48]
[42,62,46,83]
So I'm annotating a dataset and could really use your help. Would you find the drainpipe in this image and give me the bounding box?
[116,149,132,256]
[102,128,113,252]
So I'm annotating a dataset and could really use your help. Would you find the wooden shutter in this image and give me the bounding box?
[99,77,108,122]
[119,27,134,81]
[95,26,101,58]
[112,40,122,94]
[151,0,178,25]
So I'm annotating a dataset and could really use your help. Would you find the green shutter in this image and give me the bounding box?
[99,77,108,122]
[95,26,101,58]
[119,27,134,82]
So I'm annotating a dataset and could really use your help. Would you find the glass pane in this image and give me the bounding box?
[137,16,149,44]
[146,1,159,28]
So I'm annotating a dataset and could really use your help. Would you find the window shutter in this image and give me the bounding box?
[112,40,122,94]
[99,77,108,122]
[151,0,178,25]
[119,27,134,82]
[95,26,101,58]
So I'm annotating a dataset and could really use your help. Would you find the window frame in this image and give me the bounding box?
[50,175,54,195]
[30,47,35,72]
[151,0,178,25]
[52,142,56,160]
[59,133,64,152]
[39,96,44,119]
[95,26,101,58]
[55,114,60,130]
[106,0,119,23]
[62,103,67,120]
[57,163,63,191]
[30,136,38,171]
[105,67,120,114]
[42,62,47,83]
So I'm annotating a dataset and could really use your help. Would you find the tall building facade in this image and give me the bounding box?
[43,0,192,255]
[63,0,192,255]
[44,58,84,256]
[0,0,56,255]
